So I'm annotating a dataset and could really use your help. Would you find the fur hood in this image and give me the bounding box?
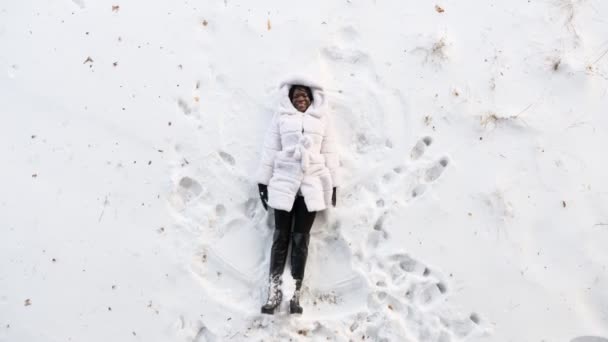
[277,75,327,119]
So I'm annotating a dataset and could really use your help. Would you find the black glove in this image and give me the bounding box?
[258,183,268,211]
[332,187,337,207]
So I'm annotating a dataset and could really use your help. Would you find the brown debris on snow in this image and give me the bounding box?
[552,59,561,71]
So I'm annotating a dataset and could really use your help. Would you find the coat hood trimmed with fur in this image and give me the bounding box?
[277,76,327,119]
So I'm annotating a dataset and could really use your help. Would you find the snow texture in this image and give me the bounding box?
[1,0,608,341]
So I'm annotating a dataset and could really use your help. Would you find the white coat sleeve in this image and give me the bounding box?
[255,113,282,185]
[321,115,340,187]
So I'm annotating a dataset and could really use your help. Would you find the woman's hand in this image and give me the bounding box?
[258,184,269,210]
[332,187,337,207]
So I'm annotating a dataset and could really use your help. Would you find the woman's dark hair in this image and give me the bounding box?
[289,85,313,102]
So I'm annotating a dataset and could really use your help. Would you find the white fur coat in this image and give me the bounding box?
[256,78,340,212]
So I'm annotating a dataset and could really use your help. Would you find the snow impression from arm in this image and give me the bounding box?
[321,112,340,188]
[255,112,282,185]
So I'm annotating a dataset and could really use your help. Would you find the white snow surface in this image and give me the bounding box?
[1,1,608,341]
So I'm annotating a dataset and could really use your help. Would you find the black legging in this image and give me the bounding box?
[268,196,316,281]
[275,196,317,234]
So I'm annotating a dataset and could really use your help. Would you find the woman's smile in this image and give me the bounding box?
[291,87,311,112]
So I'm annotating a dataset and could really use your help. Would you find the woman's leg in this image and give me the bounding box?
[290,196,316,279]
[269,208,293,277]
[261,207,293,314]
[289,196,316,314]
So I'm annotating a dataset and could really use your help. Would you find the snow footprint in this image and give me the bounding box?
[178,177,203,199]
[193,323,217,342]
[411,136,433,160]
[400,136,450,201]
[425,157,449,182]
[218,151,236,166]
[406,281,447,307]
[364,252,480,338]
[411,184,427,199]
[405,157,449,200]
[367,213,391,249]
[386,253,448,306]
[389,253,430,282]
[168,176,204,210]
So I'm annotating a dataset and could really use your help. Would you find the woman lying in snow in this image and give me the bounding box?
[256,78,339,315]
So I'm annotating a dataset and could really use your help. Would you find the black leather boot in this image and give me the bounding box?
[261,220,291,315]
[290,232,310,314]
[289,279,303,314]
[261,274,282,314]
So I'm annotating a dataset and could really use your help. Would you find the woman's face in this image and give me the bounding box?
[291,87,311,113]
